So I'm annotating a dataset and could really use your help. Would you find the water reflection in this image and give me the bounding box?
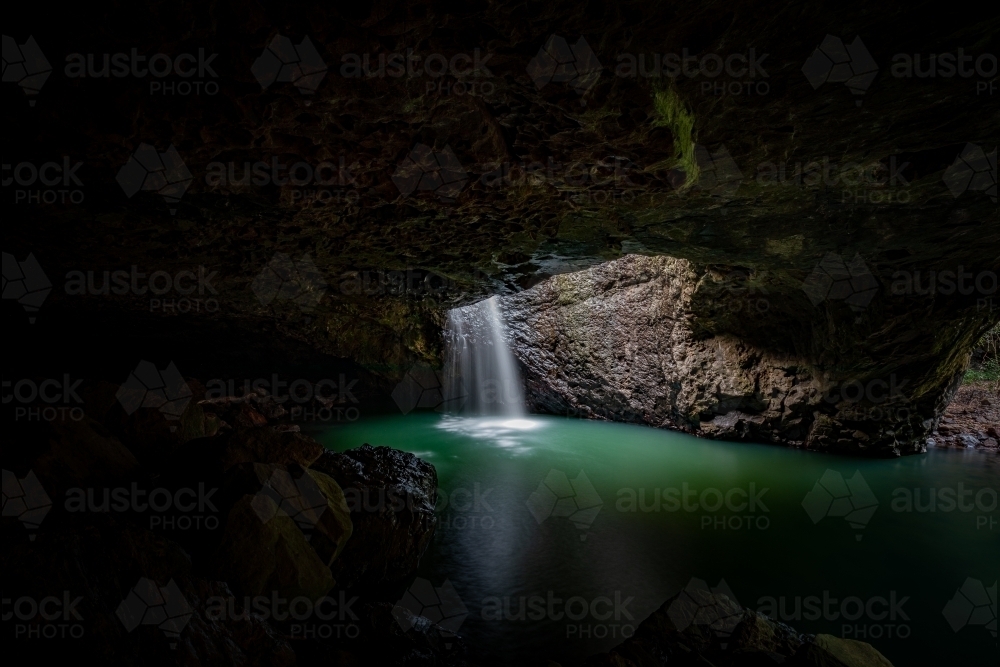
[436,415,545,452]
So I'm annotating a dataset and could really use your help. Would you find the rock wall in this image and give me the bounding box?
[499,255,986,456]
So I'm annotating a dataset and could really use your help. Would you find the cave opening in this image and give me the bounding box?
[4,4,997,666]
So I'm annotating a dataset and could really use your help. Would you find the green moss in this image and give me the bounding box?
[964,322,999,388]
[652,88,698,184]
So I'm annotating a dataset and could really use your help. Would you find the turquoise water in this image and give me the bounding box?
[318,414,998,666]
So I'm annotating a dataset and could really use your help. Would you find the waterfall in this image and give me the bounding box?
[444,296,526,416]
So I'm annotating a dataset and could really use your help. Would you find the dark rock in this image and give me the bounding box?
[171,427,324,476]
[583,587,894,667]
[957,434,980,448]
[0,516,296,666]
[101,390,221,468]
[292,600,476,667]
[200,390,288,428]
[208,463,352,601]
[2,416,140,501]
[311,445,438,592]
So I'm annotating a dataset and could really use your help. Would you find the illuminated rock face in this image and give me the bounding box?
[499,255,983,457]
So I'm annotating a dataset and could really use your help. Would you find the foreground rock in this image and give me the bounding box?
[208,463,353,601]
[584,586,893,667]
[500,255,988,456]
[1,516,296,666]
[311,444,439,592]
[3,380,444,665]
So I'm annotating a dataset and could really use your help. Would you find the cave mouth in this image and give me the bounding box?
[5,4,997,666]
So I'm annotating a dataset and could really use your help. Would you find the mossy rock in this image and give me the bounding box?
[210,464,353,601]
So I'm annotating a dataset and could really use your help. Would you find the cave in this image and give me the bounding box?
[3,2,998,667]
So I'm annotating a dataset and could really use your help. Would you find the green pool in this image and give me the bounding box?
[318,413,998,666]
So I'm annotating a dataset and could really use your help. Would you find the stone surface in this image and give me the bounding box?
[583,587,894,667]
[311,444,439,591]
[175,426,325,475]
[2,376,446,665]
[3,416,141,500]
[0,516,297,666]
[209,463,353,600]
[500,254,981,455]
[930,382,999,451]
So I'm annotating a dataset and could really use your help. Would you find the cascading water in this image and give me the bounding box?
[444,296,526,416]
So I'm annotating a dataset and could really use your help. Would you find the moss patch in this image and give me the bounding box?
[652,88,698,184]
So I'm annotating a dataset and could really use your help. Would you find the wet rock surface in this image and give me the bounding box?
[583,588,895,667]
[500,255,985,456]
[929,382,999,451]
[311,444,439,593]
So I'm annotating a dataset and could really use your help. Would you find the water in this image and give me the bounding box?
[318,414,998,667]
[444,296,526,416]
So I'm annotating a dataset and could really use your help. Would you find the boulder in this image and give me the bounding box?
[2,416,140,501]
[209,463,352,601]
[584,587,894,667]
[171,427,324,476]
[501,255,981,456]
[311,445,438,592]
[0,515,296,666]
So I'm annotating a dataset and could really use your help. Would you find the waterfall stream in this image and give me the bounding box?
[444,296,526,416]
